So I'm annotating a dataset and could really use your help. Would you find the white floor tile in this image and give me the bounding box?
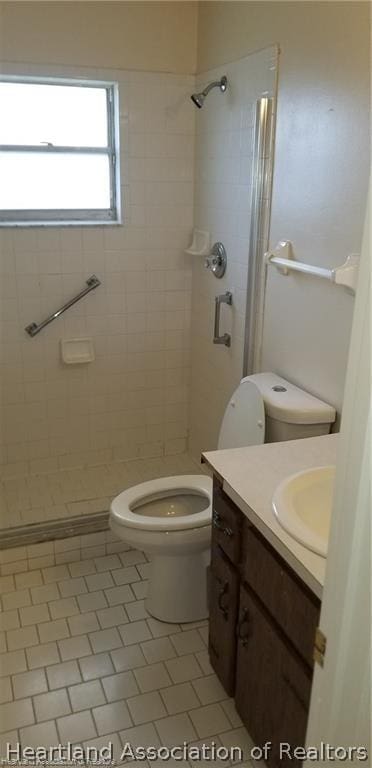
[141,637,176,664]
[105,584,135,606]
[59,577,88,598]
[155,712,197,747]
[6,625,39,651]
[89,628,122,654]
[127,690,167,725]
[94,554,122,573]
[192,675,228,705]
[13,668,48,699]
[0,698,34,731]
[68,611,100,637]
[147,617,181,638]
[189,704,231,739]
[57,710,97,743]
[86,572,115,592]
[134,662,172,693]
[161,682,200,714]
[93,699,132,736]
[69,679,106,711]
[0,677,13,704]
[47,660,82,690]
[96,605,128,629]
[0,610,20,632]
[165,654,203,684]
[20,720,59,749]
[19,603,50,627]
[58,634,91,661]
[120,721,161,750]
[112,566,141,586]
[26,642,59,670]
[102,670,139,702]
[69,560,96,578]
[126,600,149,622]
[120,550,147,567]
[219,727,255,762]
[2,589,31,611]
[82,733,123,764]
[38,618,70,644]
[79,652,115,682]
[220,700,243,729]
[170,630,205,657]
[132,581,148,600]
[77,590,108,613]
[120,620,152,646]
[49,597,80,620]
[15,570,43,590]
[30,583,59,605]
[111,644,147,673]
[34,688,71,722]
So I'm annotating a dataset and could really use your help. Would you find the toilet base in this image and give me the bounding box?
[145,551,210,623]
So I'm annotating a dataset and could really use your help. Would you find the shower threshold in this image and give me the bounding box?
[0,453,205,535]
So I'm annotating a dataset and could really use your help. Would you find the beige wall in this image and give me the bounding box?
[0,1,198,73]
[197,2,370,412]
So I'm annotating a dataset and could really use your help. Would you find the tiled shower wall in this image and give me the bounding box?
[0,64,195,478]
[189,47,277,460]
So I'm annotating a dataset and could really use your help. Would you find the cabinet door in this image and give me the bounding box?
[235,585,312,768]
[212,479,242,564]
[208,545,239,696]
[241,520,320,668]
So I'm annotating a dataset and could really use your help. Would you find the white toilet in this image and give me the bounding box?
[110,373,335,623]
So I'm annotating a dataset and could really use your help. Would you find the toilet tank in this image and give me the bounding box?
[247,373,336,443]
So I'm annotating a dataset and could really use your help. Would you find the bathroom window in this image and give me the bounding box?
[0,76,120,225]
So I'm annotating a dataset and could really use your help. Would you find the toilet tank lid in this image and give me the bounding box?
[243,373,336,425]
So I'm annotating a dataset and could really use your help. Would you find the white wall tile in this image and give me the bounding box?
[0,67,195,486]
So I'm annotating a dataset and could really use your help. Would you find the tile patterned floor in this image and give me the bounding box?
[0,532,261,766]
[0,454,204,529]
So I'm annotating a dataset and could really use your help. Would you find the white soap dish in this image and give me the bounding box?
[61,338,95,364]
[185,229,210,256]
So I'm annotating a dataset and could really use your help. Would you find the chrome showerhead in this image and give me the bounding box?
[191,75,228,109]
[191,92,205,109]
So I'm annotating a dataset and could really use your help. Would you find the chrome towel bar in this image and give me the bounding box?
[25,275,101,337]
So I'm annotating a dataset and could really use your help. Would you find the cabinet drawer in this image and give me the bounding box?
[235,585,312,768]
[208,545,239,696]
[241,521,320,668]
[212,479,242,564]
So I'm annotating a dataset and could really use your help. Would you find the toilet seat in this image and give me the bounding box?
[110,475,212,532]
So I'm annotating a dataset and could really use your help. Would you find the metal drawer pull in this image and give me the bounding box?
[218,581,229,620]
[237,608,251,646]
[213,291,232,346]
[213,510,233,537]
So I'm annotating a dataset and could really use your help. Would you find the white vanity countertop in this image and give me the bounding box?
[203,433,338,599]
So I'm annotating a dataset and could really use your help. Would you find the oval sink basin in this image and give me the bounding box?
[272,466,336,558]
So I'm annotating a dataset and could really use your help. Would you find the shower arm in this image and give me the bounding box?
[202,80,224,97]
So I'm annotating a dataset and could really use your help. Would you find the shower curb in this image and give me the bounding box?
[0,510,110,550]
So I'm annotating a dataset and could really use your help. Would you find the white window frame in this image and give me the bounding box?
[0,74,121,226]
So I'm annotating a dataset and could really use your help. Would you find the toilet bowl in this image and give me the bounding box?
[110,373,335,623]
[110,475,212,623]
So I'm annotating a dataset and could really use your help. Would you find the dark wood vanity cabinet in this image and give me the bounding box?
[209,477,321,768]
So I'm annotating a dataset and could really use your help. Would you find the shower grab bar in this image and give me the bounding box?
[213,291,233,347]
[25,274,101,337]
[266,241,359,294]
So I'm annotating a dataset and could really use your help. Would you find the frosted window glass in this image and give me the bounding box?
[0,153,111,209]
[0,83,108,147]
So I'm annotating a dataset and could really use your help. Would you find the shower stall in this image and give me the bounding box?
[0,46,278,545]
